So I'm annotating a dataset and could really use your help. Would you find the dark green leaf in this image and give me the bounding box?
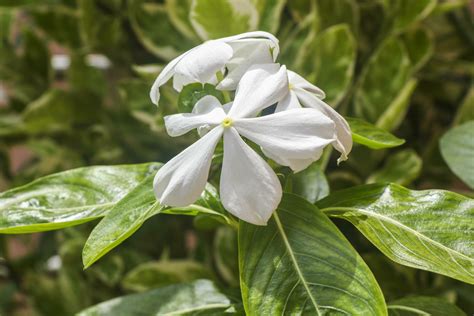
[290,161,329,203]
[391,0,437,33]
[0,163,160,233]
[178,83,225,113]
[347,117,405,149]
[402,27,434,72]
[367,149,422,186]
[239,193,387,315]
[252,0,286,33]
[122,260,211,292]
[454,86,474,125]
[77,279,232,315]
[440,121,474,189]
[388,296,466,316]
[318,183,474,284]
[315,0,359,32]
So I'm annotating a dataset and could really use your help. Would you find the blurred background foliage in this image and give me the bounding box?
[0,0,473,315]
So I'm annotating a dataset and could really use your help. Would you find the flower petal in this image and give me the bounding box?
[173,40,233,90]
[234,108,336,172]
[164,95,226,137]
[275,90,301,112]
[221,31,279,60]
[220,128,282,225]
[154,126,223,206]
[288,70,325,99]
[295,89,352,163]
[149,49,193,105]
[228,64,289,119]
[216,39,274,90]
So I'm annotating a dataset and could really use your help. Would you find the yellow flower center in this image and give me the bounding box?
[288,83,294,90]
[222,117,233,128]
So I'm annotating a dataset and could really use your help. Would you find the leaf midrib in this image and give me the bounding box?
[273,212,322,316]
[321,206,474,264]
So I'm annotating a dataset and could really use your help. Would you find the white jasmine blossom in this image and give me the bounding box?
[149,31,279,105]
[277,70,353,163]
[154,64,337,225]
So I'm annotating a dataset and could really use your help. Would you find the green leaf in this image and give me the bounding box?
[290,161,329,203]
[315,0,359,32]
[129,0,195,60]
[347,117,406,149]
[301,24,356,106]
[214,226,239,286]
[251,0,286,33]
[388,296,466,316]
[355,37,412,123]
[317,183,474,284]
[83,175,230,268]
[190,0,258,40]
[122,260,211,292]
[0,163,160,233]
[22,89,100,134]
[376,78,418,132]
[166,0,198,40]
[391,0,437,34]
[402,27,434,73]
[440,121,474,189]
[82,174,162,268]
[367,149,422,186]
[239,193,387,315]
[77,279,232,316]
[178,83,225,113]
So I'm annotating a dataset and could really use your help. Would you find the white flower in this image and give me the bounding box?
[154,64,337,225]
[149,31,279,105]
[277,70,353,163]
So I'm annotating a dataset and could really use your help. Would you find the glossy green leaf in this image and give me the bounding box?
[82,174,161,268]
[368,149,422,186]
[83,175,230,268]
[317,183,474,284]
[355,37,412,123]
[239,193,387,315]
[77,279,232,316]
[129,0,195,60]
[347,117,405,149]
[392,0,437,33]
[290,161,329,203]
[388,296,466,316]
[302,24,356,105]
[251,0,286,33]
[0,163,161,234]
[178,83,225,113]
[122,260,211,292]
[403,27,434,72]
[440,121,474,189]
[190,0,258,40]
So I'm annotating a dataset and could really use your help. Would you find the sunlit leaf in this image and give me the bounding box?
[77,280,232,315]
[0,163,161,233]
[347,117,405,149]
[190,0,258,40]
[440,121,474,189]
[251,0,286,33]
[166,0,198,40]
[318,183,474,284]
[240,193,387,315]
